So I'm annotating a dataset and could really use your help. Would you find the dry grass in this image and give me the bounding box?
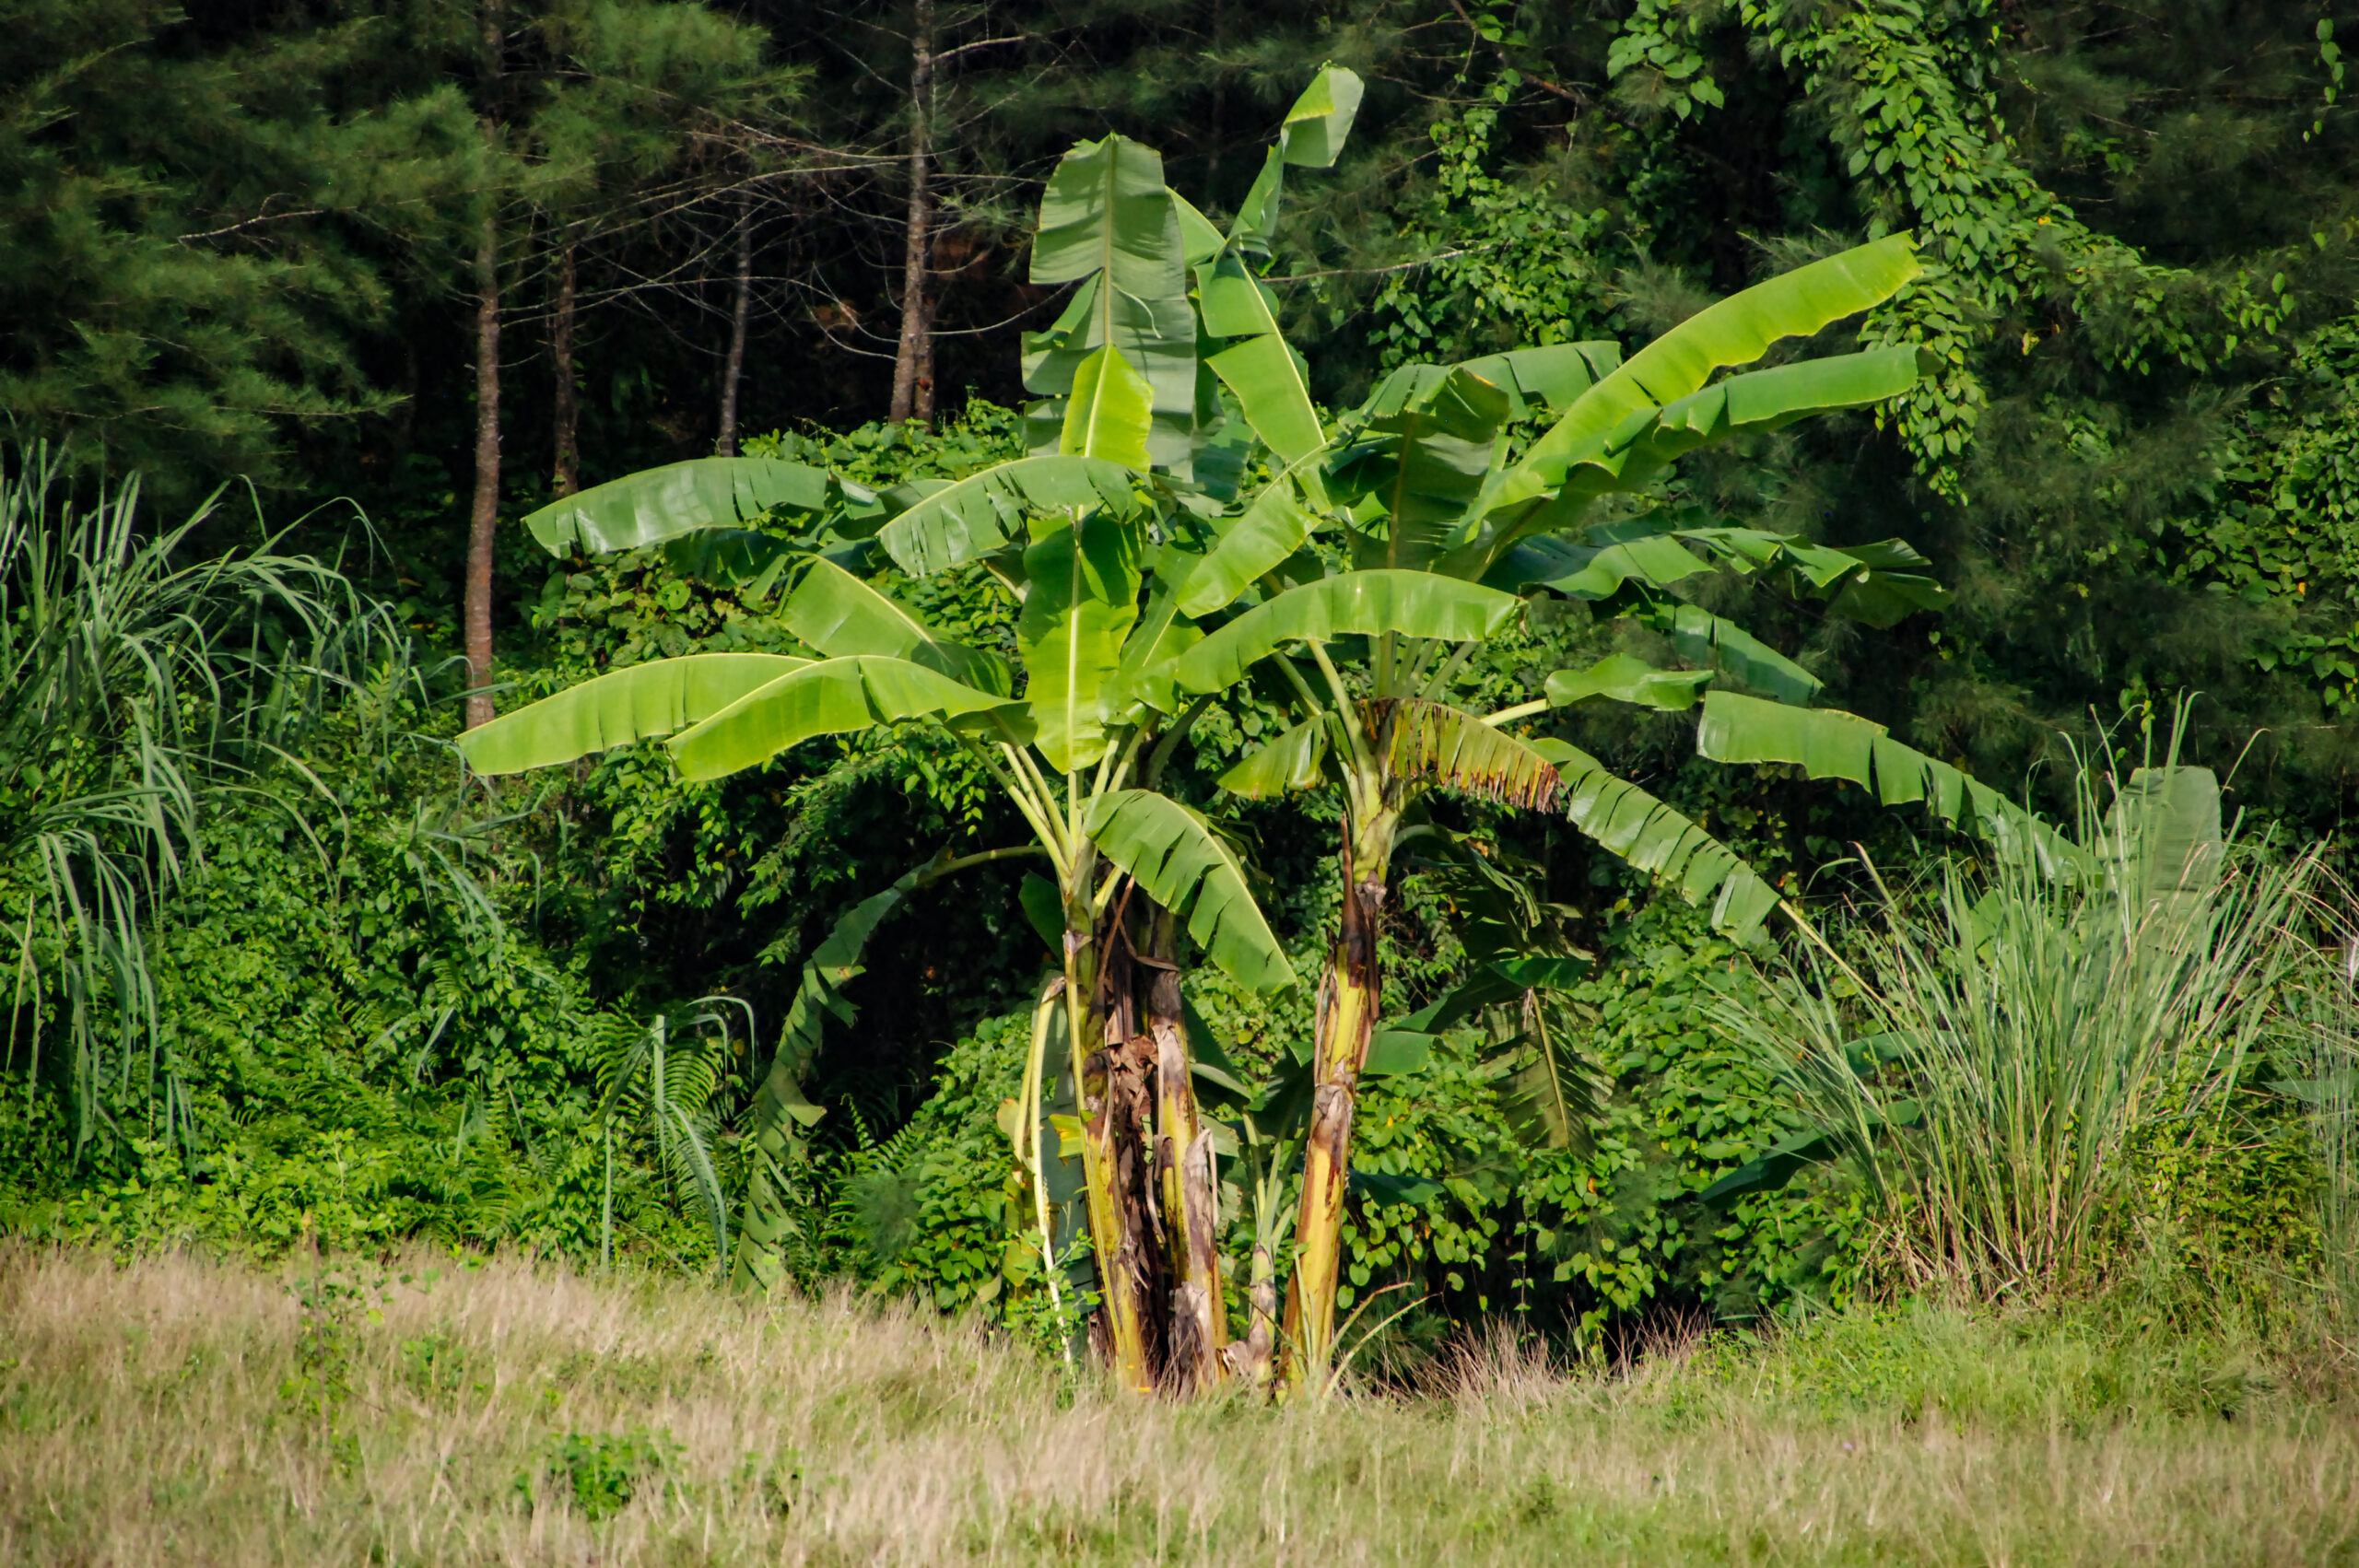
[4,1246,2357,1565]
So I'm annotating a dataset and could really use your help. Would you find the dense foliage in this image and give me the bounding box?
[6,0,2358,1377]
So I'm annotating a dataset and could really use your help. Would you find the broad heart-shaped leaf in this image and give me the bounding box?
[1083,790,1297,992]
[1545,654,1715,711]
[1178,474,1317,617]
[523,458,841,556]
[1377,698,1562,811]
[1026,134,1199,469]
[1694,692,2097,879]
[1174,570,1524,693]
[666,656,1023,782]
[1216,711,1334,798]
[1531,736,1782,941]
[458,654,811,775]
[1060,345,1155,470]
[779,556,1010,695]
[1015,513,1143,772]
[1496,235,1922,513]
[876,455,1140,576]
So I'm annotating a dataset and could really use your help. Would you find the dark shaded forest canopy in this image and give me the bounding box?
[6,0,2359,1367]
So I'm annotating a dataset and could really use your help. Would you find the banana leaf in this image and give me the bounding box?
[1084,789,1297,992]
[1543,654,1715,711]
[778,556,1009,694]
[666,656,1026,781]
[523,457,845,556]
[1694,691,2096,877]
[1534,736,1782,940]
[1015,512,1142,771]
[1175,570,1522,692]
[875,454,1141,577]
[457,653,811,775]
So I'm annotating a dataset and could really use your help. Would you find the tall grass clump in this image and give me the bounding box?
[1,445,399,1163]
[2285,944,2359,1326]
[1719,749,2319,1302]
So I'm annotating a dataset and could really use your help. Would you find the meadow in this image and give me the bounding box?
[5,1244,2354,1567]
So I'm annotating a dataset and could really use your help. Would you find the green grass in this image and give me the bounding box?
[4,1247,2357,1564]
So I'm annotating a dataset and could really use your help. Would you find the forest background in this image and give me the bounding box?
[6,0,2359,1356]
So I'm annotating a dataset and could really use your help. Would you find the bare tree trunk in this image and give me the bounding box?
[717,205,753,455]
[886,0,934,425]
[464,205,502,732]
[551,240,580,497]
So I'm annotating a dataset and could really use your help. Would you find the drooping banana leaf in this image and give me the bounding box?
[1025,133,1200,468]
[1649,603,1823,705]
[1532,736,1783,940]
[1543,653,1716,711]
[523,457,849,556]
[735,855,946,1290]
[778,556,1009,694]
[875,454,1140,577]
[1694,691,2097,878]
[1083,790,1297,992]
[1216,711,1336,798]
[456,653,812,775]
[1225,63,1365,258]
[1377,698,1563,811]
[1014,511,1142,772]
[1496,235,1923,514]
[1175,570,1523,692]
[666,656,1027,781]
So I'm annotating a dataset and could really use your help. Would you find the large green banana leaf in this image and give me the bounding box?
[1551,346,1929,500]
[1543,653,1716,711]
[523,457,846,556]
[1204,327,1329,474]
[1496,235,1922,514]
[1225,63,1364,257]
[1379,698,1563,810]
[666,656,1024,781]
[457,653,810,775]
[1532,736,1782,940]
[778,556,1009,694]
[1694,692,2096,877]
[1175,569,1522,692]
[875,454,1140,577]
[1059,345,1156,470]
[1176,474,1316,617]
[2100,764,2224,935]
[735,856,941,1291]
[1083,789,1297,992]
[1015,513,1143,772]
[1452,343,1624,419]
[1025,134,1199,468]
[1652,603,1823,704]
[1332,364,1512,570]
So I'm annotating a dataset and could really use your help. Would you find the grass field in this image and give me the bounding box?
[3,1246,2356,1565]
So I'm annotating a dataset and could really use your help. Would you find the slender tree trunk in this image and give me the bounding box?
[464,204,502,731]
[717,205,753,455]
[465,0,505,732]
[887,0,934,425]
[1282,808,1397,1389]
[1144,906,1226,1394]
[551,240,580,497]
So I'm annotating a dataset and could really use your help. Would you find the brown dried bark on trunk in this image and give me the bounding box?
[550,240,579,497]
[716,206,752,455]
[886,0,934,425]
[464,204,501,732]
[1144,907,1226,1394]
[1080,897,1168,1387]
